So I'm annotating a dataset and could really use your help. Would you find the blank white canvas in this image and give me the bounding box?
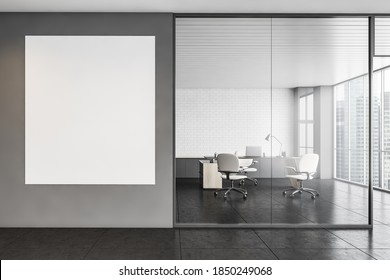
[25,36,155,184]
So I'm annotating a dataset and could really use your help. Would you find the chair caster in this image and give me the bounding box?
[282,191,287,196]
[214,192,218,196]
[223,195,227,199]
[254,180,258,186]
[243,194,247,199]
[311,195,316,199]
[289,194,294,198]
[316,193,320,197]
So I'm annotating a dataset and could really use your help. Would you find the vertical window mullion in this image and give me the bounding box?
[305,95,308,154]
[348,81,351,181]
[380,70,383,188]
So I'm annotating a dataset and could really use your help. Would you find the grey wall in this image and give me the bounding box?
[0,13,174,227]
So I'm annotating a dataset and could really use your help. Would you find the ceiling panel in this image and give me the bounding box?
[177,17,390,89]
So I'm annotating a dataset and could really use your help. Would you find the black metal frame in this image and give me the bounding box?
[173,13,389,229]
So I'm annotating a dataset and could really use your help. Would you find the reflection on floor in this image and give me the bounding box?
[177,178,390,225]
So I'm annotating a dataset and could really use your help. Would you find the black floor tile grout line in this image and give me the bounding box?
[82,228,108,260]
[252,229,280,260]
[324,228,378,260]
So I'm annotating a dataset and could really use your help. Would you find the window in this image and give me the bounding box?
[299,93,314,156]
[378,68,390,190]
[334,76,369,185]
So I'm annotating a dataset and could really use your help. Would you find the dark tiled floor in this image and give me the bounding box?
[177,178,379,225]
[0,227,389,259]
[0,179,389,260]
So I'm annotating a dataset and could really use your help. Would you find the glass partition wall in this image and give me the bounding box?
[175,18,272,224]
[271,18,370,225]
[175,16,379,227]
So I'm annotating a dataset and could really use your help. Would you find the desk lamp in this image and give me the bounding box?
[265,133,283,157]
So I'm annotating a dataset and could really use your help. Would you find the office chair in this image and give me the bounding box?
[214,153,248,199]
[283,153,319,199]
[238,158,258,186]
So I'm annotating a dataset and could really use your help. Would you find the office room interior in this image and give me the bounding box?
[1,0,390,260]
[175,17,390,226]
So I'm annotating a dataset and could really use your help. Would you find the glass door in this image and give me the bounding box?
[175,17,272,225]
[271,17,370,225]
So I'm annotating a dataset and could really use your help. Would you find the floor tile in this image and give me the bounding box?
[0,246,89,260]
[181,248,277,260]
[255,229,353,248]
[271,209,313,224]
[228,195,274,209]
[94,228,180,249]
[180,229,267,249]
[0,228,31,249]
[298,207,368,224]
[273,248,374,260]
[6,228,104,249]
[330,225,390,248]
[372,210,390,225]
[232,208,271,224]
[177,191,225,209]
[176,178,376,225]
[360,248,390,259]
[85,248,181,260]
[178,207,246,224]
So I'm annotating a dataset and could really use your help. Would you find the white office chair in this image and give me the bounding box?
[283,153,320,199]
[214,153,248,199]
[238,158,258,186]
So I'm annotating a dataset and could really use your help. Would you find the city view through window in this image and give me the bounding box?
[335,67,390,190]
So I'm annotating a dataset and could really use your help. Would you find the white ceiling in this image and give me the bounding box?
[177,18,390,89]
[1,0,390,13]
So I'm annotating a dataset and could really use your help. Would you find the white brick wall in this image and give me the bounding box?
[176,88,295,157]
